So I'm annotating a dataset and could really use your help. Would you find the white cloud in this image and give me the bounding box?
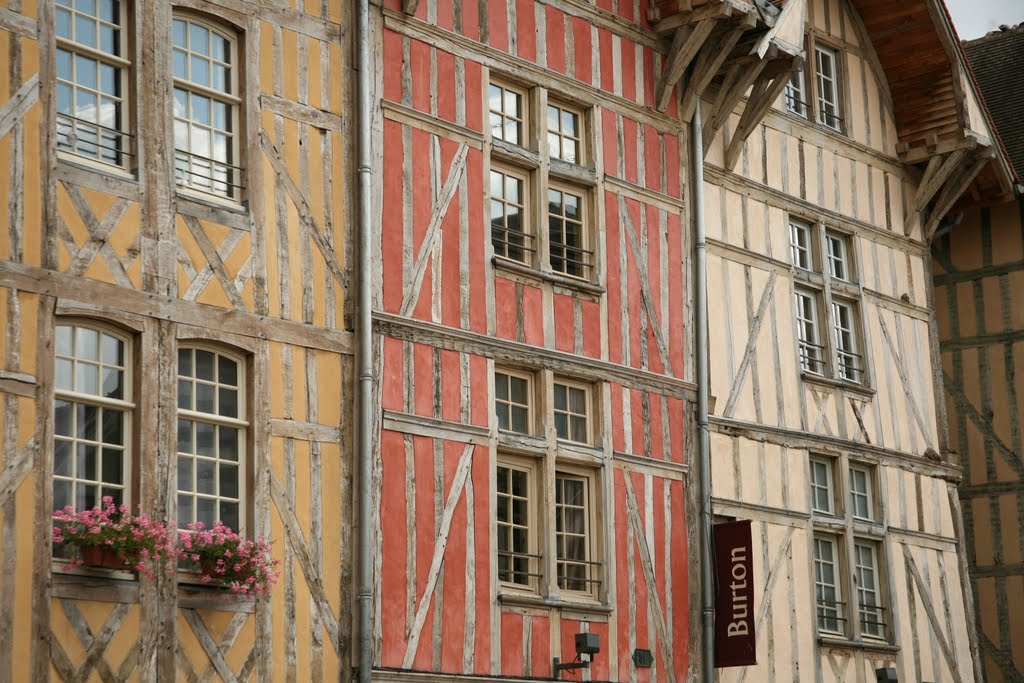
[945,0,1024,40]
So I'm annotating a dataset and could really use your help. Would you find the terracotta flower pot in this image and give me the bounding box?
[80,545,128,570]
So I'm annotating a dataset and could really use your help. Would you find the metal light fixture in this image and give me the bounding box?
[553,633,600,679]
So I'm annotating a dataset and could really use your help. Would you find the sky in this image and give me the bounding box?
[945,0,1024,40]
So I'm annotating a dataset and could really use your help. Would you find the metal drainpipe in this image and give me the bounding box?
[356,1,374,682]
[691,99,715,683]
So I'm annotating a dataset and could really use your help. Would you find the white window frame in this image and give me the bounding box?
[813,535,844,634]
[53,321,134,512]
[496,457,541,591]
[546,101,583,164]
[825,230,851,281]
[795,289,825,376]
[815,44,842,131]
[554,468,599,599]
[489,81,527,146]
[547,183,591,280]
[494,368,534,435]
[55,0,133,168]
[832,299,861,384]
[854,540,885,639]
[489,166,533,265]
[809,456,836,515]
[176,344,248,534]
[172,13,243,201]
[848,464,874,521]
[784,69,807,118]
[790,219,813,270]
[553,378,592,444]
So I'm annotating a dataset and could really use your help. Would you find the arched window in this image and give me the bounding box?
[176,346,247,532]
[53,322,133,511]
[172,15,242,200]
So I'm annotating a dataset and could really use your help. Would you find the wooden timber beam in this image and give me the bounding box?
[909,147,970,217]
[923,152,993,241]
[680,26,745,122]
[723,60,801,170]
[653,0,734,34]
[703,55,769,154]
[401,0,419,14]
[655,18,719,113]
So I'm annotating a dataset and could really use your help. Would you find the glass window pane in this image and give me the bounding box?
[54,480,72,511]
[218,356,237,385]
[220,464,238,498]
[77,403,98,440]
[55,401,73,436]
[99,25,117,55]
[177,419,193,453]
[178,379,192,410]
[554,413,567,439]
[219,427,238,461]
[196,459,215,494]
[77,443,98,480]
[195,383,215,413]
[190,55,209,87]
[101,409,123,445]
[197,497,216,526]
[98,0,117,23]
[56,9,72,39]
[55,358,73,391]
[495,402,509,430]
[211,33,228,62]
[511,405,529,433]
[195,350,215,380]
[101,448,123,485]
[76,326,99,361]
[178,456,193,491]
[219,502,239,532]
[173,19,186,47]
[191,93,210,125]
[173,49,187,79]
[102,368,123,399]
[178,494,193,526]
[54,440,72,476]
[190,23,209,55]
[75,15,96,48]
[220,387,237,418]
[196,421,215,456]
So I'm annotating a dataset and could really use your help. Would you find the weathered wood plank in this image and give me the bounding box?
[722,271,778,417]
[0,76,38,140]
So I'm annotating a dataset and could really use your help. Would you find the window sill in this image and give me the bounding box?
[50,566,255,612]
[817,636,898,655]
[57,151,138,182]
[801,372,875,397]
[493,257,604,298]
[497,430,547,454]
[780,109,847,139]
[176,185,249,215]
[498,590,612,617]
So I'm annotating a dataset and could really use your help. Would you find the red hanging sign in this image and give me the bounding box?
[714,520,756,667]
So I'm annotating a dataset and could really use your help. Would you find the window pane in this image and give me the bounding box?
[77,403,98,440]
[196,421,215,456]
[195,350,215,380]
[219,427,239,461]
[101,409,123,445]
[54,440,72,476]
[178,494,193,526]
[178,456,193,491]
[55,400,73,436]
[220,464,239,498]
[195,382,215,413]
[101,448,123,485]
[190,23,209,55]
[178,419,193,453]
[173,19,186,47]
[220,502,239,532]
[55,358,73,391]
[76,327,99,361]
[196,459,216,494]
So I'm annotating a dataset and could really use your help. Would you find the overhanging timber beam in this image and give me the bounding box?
[922,151,994,241]
[655,18,719,112]
[401,0,419,14]
[702,55,769,154]
[680,27,745,122]
[909,147,971,216]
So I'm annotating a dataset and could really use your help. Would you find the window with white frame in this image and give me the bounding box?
[547,185,590,279]
[53,322,132,511]
[555,472,594,592]
[176,346,246,532]
[813,535,844,633]
[809,456,888,641]
[553,380,590,443]
[486,77,596,286]
[496,462,537,588]
[782,38,844,133]
[809,457,835,515]
[493,371,603,602]
[56,0,132,166]
[489,82,525,145]
[854,540,884,638]
[784,70,807,118]
[848,464,874,521]
[490,168,532,264]
[547,103,581,164]
[790,218,864,384]
[815,45,842,131]
[494,370,532,434]
[172,15,242,200]
[790,219,813,270]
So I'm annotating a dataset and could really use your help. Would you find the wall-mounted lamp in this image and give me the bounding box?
[553,633,600,679]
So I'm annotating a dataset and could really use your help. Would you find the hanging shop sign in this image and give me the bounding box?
[714,519,756,667]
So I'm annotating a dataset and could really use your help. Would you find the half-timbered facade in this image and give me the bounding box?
[371,2,704,679]
[0,0,355,680]
[676,0,1010,681]
[932,23,1024,683]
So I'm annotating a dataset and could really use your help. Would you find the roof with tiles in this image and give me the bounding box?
[964,23,1024,178]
